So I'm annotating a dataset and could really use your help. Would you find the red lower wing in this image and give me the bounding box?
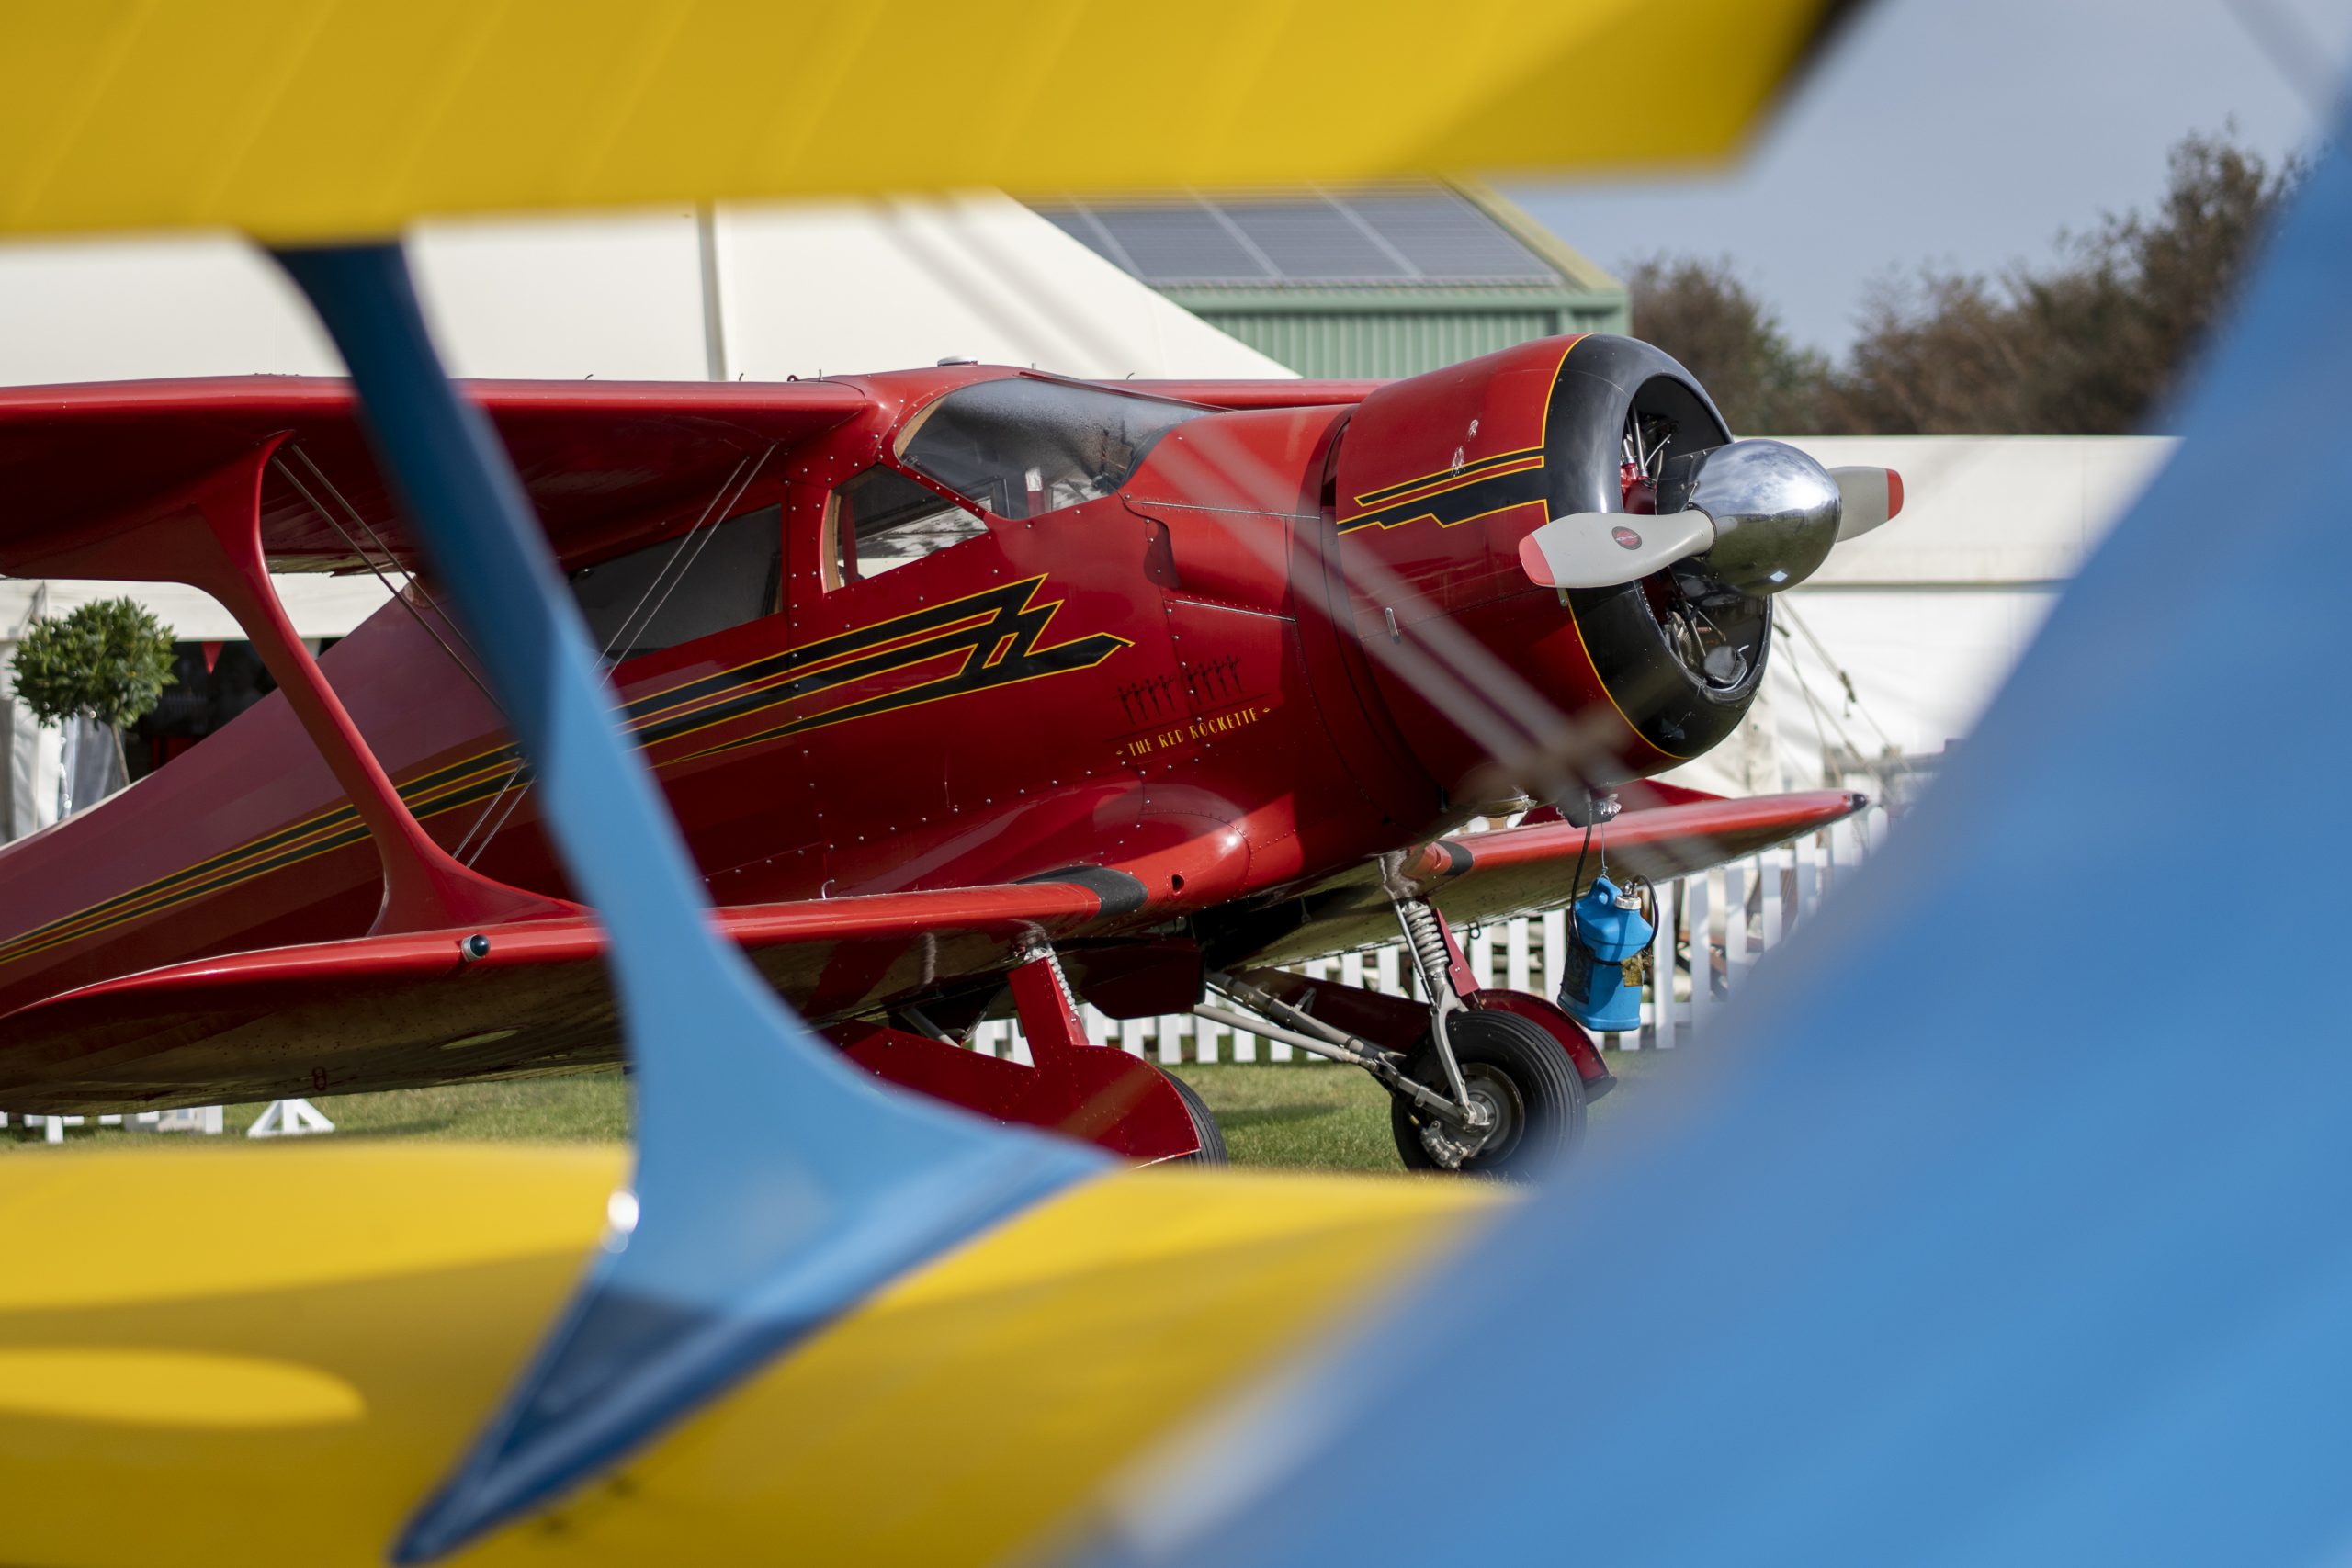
[1432,789,1871,919]
[0,880,1107,1114]
[0,791,1869,1113]
[1230,789,1870,969]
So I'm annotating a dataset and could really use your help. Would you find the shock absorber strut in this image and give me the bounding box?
[1389,884,1473,1110]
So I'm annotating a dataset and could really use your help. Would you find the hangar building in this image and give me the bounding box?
[1033,180,1631,379]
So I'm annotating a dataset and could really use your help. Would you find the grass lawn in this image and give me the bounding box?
[3,1073,630,1151]
[1174,1051,1679,1172]
[6,1051,1687,1172]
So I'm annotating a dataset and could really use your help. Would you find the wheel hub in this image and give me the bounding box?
[1416,1064,1519,1170]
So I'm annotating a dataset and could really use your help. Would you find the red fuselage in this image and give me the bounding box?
[0,336,1731,1030]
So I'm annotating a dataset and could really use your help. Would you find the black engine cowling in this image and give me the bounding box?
[1545,335,1772,765]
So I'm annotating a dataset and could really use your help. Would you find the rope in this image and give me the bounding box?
[1776,599,1903,756]
[1773,621,1871,776]
[1566,816,1595,943]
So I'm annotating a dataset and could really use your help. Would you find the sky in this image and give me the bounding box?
[1505,0,2352,356]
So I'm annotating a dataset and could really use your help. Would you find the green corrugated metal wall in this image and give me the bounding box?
[1184,302,1631,379]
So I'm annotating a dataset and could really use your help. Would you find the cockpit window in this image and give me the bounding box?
[829,465,989,586]
[895,378,1210,520]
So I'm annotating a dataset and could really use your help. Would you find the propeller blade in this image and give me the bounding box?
[1519,509,1718,589]
[1831,466,1905,541]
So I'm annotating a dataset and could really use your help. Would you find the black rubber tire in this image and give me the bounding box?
[1388,1010,1587,1179]
[1164,1069,1228,1165]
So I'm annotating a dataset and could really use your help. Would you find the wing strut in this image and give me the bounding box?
[6,435,570,936]
[270,242,1103,1564]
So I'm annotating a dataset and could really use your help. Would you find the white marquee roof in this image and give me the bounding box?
[0,191,1292,388]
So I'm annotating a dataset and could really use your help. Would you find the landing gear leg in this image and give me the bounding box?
[1384,893,1587,1178]
[1195,973,1478,1144]
[1196,955,1582,1179]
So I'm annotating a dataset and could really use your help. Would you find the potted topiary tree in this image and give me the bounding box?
[8,596,177,809]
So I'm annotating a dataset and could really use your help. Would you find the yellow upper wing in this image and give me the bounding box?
[0,1145,1495,1565]
[5,0,1838,241]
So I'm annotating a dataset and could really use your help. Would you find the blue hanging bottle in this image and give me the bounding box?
[1559,874,1655,1033]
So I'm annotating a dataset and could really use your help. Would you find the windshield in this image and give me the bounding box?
[896,378,1209,520]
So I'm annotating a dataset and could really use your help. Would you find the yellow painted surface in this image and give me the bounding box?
[0,1347,367,1427]
[0,1145,1496,1566]
[3,0,1834,241]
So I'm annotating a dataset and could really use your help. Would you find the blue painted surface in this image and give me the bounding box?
[270,244,1103,1564]
[1559,874,1654,1032]
[1084,95,2352,1568]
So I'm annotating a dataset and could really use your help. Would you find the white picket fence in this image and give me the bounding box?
[972,805,1888,1064]
[4,1099,332,1145]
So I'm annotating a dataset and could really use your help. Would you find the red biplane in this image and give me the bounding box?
[0,333,1895,1174]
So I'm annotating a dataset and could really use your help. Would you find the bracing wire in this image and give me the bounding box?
[459,446,777,864]
[597,446,775,663]
[270,453,499,710]
[285,446,492,671]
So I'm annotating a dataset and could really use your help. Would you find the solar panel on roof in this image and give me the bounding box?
[1348,192,1558,282]
[1222,199,1410,282]
[1090,203,1272,284]
[1034,185,1564,288]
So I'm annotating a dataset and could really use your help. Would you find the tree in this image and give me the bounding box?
[1822,272,2044,434]
[1823,130,2296,434]
[8,597,178,784]
[1623,254,1834,434]
[2086,129,2291,426]
[1623,129,2296,435]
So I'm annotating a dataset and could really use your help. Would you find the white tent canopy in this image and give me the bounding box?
[0,192,1292,387]
[1664,435,2177,801]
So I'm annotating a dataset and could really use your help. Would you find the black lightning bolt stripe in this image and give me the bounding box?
[676,580,1125,761]
[0,575,1123,969]
[1336,461,1553,536]
[1350,445,1544,510]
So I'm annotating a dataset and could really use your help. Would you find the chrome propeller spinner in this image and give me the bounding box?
[1520,438,1903,594]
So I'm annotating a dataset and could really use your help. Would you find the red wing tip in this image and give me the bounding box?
[1885,469,1904,519]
